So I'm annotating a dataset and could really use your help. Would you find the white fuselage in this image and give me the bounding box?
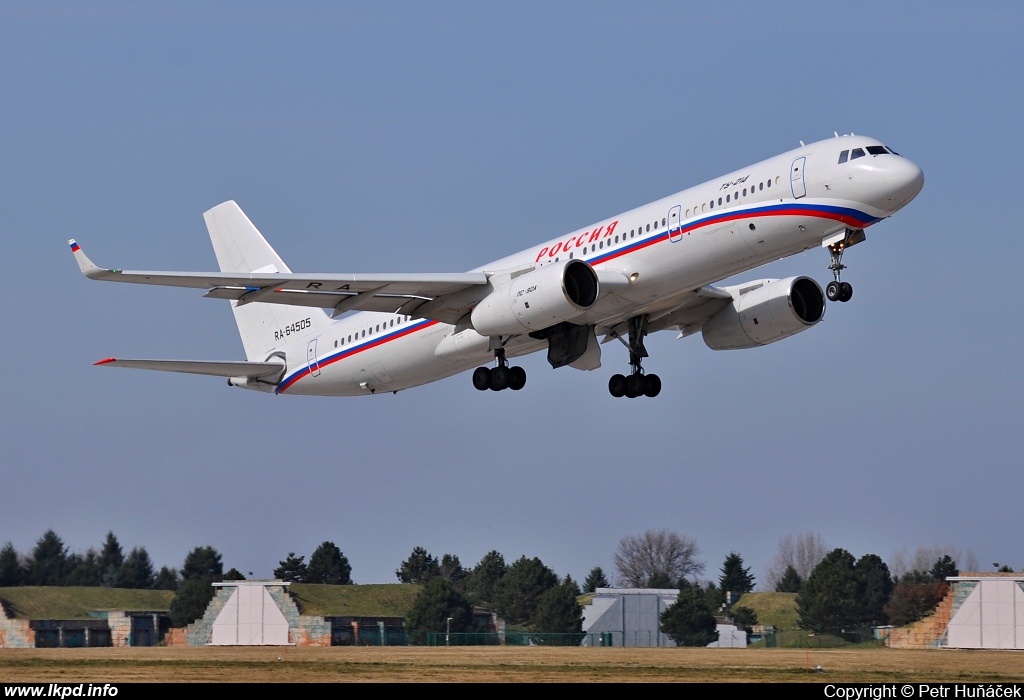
[270,134,923,396]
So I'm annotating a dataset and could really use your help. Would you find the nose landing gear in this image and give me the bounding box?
[608,315,661,398]
[472,345,526,392]
[825,229,864,303]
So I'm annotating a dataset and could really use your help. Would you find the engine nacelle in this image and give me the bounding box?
[471,259,599,337]
[702,276,825,350]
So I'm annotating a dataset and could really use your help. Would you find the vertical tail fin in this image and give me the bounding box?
[204,201,330,360]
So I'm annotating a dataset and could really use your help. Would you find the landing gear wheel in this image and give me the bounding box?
[472,367,492,391]
[643,374,662,398]
[826,280,841,302]
[626,374,645,398]
[490,365,511,391]
[509,366,527,391]
[839,281,853,303]
[609,374,626,398]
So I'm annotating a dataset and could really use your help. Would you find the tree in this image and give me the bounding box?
[854,554,893,627]
[306,541,352,585]
[154,566,179,591]
[396,546,440,584]
[614,530,704,588]
[465,550,506,610]
[534,577,583,635]
[885,572,948,627]
[27,530,68,586]
[660,579,719,647]
[181,546,223,582]
[170,577,215,627]
[796,549,861,633]
[438,554,468,591]
[274,552,308,582]
[98,532,124,587]
[222,568,246,581]
[62,549,99,587]
[765,532,827,591]
[583,566,609,593]
[930,555,958,582]
[493,556,558,625]
[0,542,23,587]
[776,564,803,593]
[647,571,675,588]
[719,552,755,594]
[118,547,155,589]
[730,605,758,635]
[405,578,474,634]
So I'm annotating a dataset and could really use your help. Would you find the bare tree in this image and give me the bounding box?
[889,544,975,579]
[614,530,704,587]
[764,532,827,591]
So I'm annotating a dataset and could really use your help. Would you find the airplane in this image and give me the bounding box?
[70,133,923,399]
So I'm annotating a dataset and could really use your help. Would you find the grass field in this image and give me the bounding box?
[0,588,174,620]
[1,647,1023,683]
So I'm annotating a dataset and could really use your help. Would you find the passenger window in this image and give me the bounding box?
[599,241,603,249]
[347,335,351,342]
[710,200,714,209]
[615,235,619,243]
[569,252,573,259]
[759,182,763,191]
[646,224,650,232]
[767,179,772,188]
[838,150,849,164]
[718,197,723,205]
[726,194,730,203]
[702,203,707,212]
[742,188,747,196]
[850,148,865,160]
[334,340,338,348]
[661,218,666,226]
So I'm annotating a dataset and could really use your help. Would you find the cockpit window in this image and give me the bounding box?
[886,146,901,156]
[838,150,849,164]
[850,148,866,160]
[866,146,888,156]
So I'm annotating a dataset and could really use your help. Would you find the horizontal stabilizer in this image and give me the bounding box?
[94,358,285,379]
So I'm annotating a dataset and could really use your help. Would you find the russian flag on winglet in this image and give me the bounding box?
[69,241,80,252]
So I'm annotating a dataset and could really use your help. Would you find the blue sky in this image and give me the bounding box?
[1,2,1021,585]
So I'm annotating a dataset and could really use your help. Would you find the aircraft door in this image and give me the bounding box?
[306,338,321,378]
[791,157,807,199]
[668,205,682,242]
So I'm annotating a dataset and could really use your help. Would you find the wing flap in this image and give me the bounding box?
[94,358,285,379]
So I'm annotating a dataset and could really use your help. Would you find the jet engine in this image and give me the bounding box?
[702,276,825,350]
[471,259,599,337]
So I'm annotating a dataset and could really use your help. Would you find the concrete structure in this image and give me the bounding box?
[888,573,1024,650]
[580,588,746,648]
[210,581,291,645]
[0,600,170,648]
[945,575,1024,650]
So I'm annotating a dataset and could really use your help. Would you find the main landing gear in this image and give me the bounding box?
[608,315,661,398]
[825,233,856,303]
[472,346,526,392]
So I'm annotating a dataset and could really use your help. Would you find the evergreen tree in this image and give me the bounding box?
[438,554,468,591]
[493,556,558,625]
[306,541,352,585]
[154,566,179,591]
[563,574,582,598]
[0,542,23,587]
[405,578,474,633]
[730,605,758,635]
[796,549,861,633]
[776,564,803,593]
[27,530,68,586]
[700,580,726,613]
[396,546,440,584]
[65,549,102,586]
[660,579,719,646]
[647,571,674,588]
[534,577,583,635]
[930,555,959,581]
[181,546,223,582]
[119,547,156,589]
[854,554,893,627]
[719,552,755,594]
[170,577,215,627]
[221,568,246,581]
[465,550,506,610]
[583,566,609,593]
[274,553,308,582]
[98,532,125,587]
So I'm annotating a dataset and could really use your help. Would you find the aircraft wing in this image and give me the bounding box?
[94,357,286,379]
[69,240,488,321]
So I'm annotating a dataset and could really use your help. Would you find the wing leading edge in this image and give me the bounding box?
[69,239,488,321]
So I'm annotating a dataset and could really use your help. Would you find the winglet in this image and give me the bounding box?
[68,239,112,280]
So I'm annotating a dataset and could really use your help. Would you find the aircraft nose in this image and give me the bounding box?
[883,157,924,211]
